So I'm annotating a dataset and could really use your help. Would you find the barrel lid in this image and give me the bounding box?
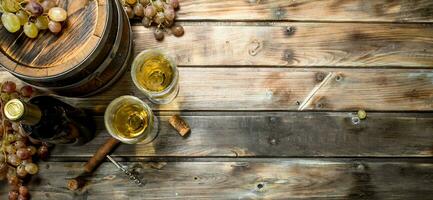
[0,0,109,78]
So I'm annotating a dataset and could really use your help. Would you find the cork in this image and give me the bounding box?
[168,115,190,136]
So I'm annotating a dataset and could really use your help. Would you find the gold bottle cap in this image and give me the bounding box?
[4,99,25,121]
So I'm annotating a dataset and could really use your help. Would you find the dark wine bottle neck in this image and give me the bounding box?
[20,102,42,125]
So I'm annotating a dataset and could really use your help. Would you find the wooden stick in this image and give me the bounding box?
[83,137,120,173]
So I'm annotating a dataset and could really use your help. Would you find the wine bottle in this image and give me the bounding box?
[4,96,95,145]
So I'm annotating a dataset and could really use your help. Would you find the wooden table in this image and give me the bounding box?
[2,0,433,199]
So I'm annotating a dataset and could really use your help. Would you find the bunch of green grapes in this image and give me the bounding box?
[123,0,184,41]
[0,81,51,200]
[0,0,68,39]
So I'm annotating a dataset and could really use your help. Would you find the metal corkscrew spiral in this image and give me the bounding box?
[106,155,144,186]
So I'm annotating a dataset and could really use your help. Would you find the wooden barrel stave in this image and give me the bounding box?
[47,0,132,97]
[0,0,130,97]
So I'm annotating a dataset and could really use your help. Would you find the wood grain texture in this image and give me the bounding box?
[1,159,433,199]
[175,0,433,22]
[0,68,432,111]
[51,112,433,158]
[58,68,433,112]
[132,23,433,67]
[0,0,106,77]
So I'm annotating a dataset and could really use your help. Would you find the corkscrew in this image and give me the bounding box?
[106,155,144,186]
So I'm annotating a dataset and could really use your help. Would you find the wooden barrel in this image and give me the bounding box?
[0,0,131,97]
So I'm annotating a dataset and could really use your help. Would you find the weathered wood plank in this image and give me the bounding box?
[132,23,433,67]
[51,112,433,158]
[69,68,433,112]
[175,0,433,22]
[1,68,432,111]
[2,159,433,199]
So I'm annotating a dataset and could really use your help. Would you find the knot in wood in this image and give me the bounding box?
[269,116,277,123]
[265,89,274,99]
[335,74,344,82]
[351,116,361,125]
[231,162,250,168]
[269,138,277,145]
[285,26,296,35]
[248,40,263,56]
[257,183,264,189]
[356,163,366,171]
[315,72,326,82]
[272,7,286,19]
[283,49,294,62]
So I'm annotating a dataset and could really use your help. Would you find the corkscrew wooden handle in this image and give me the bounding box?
[84,137,120,173]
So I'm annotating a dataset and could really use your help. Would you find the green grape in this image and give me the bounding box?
[133,3,144,17]
[125,0,137,5]
[7,154,21,166]
[27,146,36,155]
[24,163,38,175]
[35,16,49,30]
[1,0,20,13]
[0,153,5,163]
[153,0,163,11]
[14,140,25,148]
[6,134,17,143]
[154,12,165,24]
[16,10,29,26]
[23,22,39,39]
[144,5,156,18]
[6,167,17,180]
[16,164,27,177]
[164,7,175,21]
[1,13,21,33]
[357,110,367,120]
[142,17,151,27]
[5,145,16,154]
[48,7,67,22]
